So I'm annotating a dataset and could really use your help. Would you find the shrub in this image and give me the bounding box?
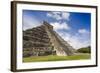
[77,46,91,53]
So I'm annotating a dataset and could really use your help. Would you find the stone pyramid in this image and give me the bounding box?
[23,21,75,57]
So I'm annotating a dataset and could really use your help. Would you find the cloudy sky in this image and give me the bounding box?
[22,10,91,49]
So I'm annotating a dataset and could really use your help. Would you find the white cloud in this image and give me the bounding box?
[68,35,90,49]
[47,13,52,17]
[55,29,91,49]
[50,22,70,30]
[47,12,70,21]
[78,29,89,34]
[47,12,61,20]
[62,12,70,20]
[23,14,42,30]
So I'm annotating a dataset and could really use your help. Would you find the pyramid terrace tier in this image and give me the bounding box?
[23,35,50,43]
[23,46,54,51]
[23,40,52,48]
[24,26,48,35]
[23,46,56,57]
[23,30,49,39]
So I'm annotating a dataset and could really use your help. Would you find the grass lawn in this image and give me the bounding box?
[23,53,91,62]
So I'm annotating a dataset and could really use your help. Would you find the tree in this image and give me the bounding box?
[77,46,91,53]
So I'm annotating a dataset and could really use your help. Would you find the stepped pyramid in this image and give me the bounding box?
[23,21,75,57]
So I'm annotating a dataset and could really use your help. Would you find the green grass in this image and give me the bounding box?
[23,54,91,63]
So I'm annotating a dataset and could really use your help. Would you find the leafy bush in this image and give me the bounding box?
[77,46,91,53]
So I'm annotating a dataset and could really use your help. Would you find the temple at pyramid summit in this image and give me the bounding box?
[23,21,75,57]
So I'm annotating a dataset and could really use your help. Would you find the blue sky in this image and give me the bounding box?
[23,10,91,49]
